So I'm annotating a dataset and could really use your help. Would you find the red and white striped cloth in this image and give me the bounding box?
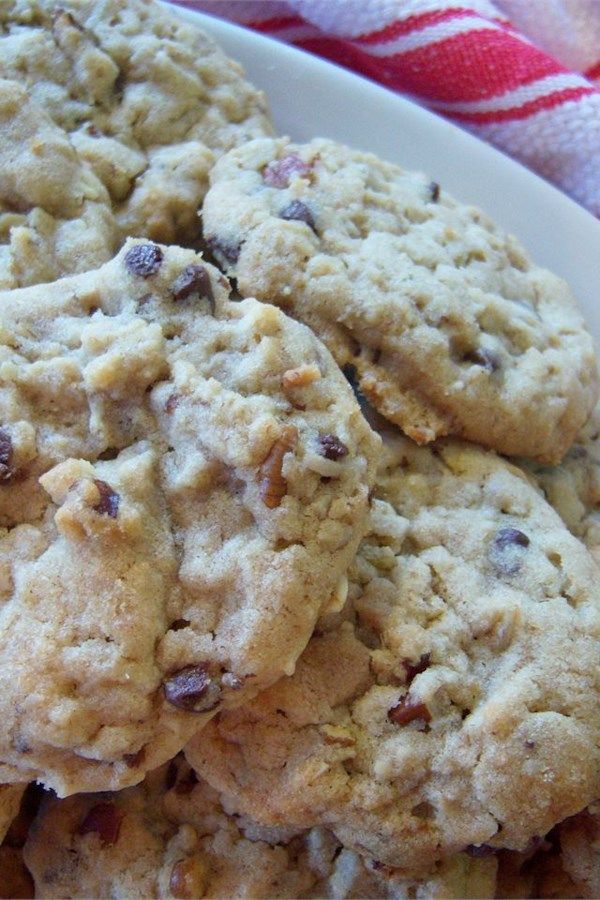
[172,0,600,218]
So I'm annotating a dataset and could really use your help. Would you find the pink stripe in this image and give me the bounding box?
[296,28,568,104]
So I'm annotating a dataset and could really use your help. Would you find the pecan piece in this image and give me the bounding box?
[263,154,312,188]
[388,696,431,727]
[258,426,298,509]
[170,857,207,899]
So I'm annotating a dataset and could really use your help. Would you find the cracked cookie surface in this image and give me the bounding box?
[0,239,378,796]
[187,432,600,871]
[23,756,497,898]
[0,78,118,289]
[0,0,273,244]
[202,137,597,462]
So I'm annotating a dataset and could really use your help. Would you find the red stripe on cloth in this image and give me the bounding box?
[585,60,600,81]
[440,85,595,123]
[295,29,566,103]
[354,7,477,44]
[247,15,306,32]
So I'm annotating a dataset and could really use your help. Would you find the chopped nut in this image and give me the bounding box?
[171,265,214,310]
[258,426,298,509]
[387,695,431,727]
[281,363,321,389]
[319,723,355,747]
[124,243,163,277]
[78,803,123,845]
[92,479,119,518]
[263,154,312,188]
[318,433,349,461]
[403,653,431,684]
[0,428,14,483]
[163,665,221,713]
[170,857,207,899]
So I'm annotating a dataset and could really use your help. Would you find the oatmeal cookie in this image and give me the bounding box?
[523,404,600,564]
[0,239,378,795]
[23,756,497,898]
[187,433,600,870]
[0,0,273,243]
[0,78,117,289]
[202,137,597,462]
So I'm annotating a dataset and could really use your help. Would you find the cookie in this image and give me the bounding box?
[523,404,600,563]
[0,239,379,795]
[0,0,273,244]
[0,785,26,843]
[0,78,117,289]
[187,432,600,871]
[550,805,600,899]
[202,137,598,462]
[23,756,497,898]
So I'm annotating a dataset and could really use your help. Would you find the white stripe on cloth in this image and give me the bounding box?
[432,72,590,113]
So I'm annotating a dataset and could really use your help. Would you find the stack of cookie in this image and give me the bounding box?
[0,1,598,897]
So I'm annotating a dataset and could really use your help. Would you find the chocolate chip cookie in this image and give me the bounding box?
[23,756,497,898]
[0,0,273,244]
[202,137,597,462]
[523,404,600,564]
[0,78,117,289]
[187,432,600,870]
[0,239,379,796]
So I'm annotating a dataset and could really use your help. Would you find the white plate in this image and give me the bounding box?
[173,5,600,341]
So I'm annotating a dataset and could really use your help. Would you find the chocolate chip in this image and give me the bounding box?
[263,154,312,188]
[78,803,123,845]
[86,123,100,137]
[465,844,495,858]
[124,243,163,277]
[494,527,530,550]
[318,433,349,461]
[123,748,145,768]
[0,429,14,483]
[387,696,431,727]
[524,739,536,749]
[92,479,119,518]
[490,527,530,575]
[173,768,199,795]
[279,199,316,232]
[206,236,240,265]
[429,181,440,202]
[403,653,431,684]
[464,347,500,372]
[163,665,221,713]
[171,265,214,311]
